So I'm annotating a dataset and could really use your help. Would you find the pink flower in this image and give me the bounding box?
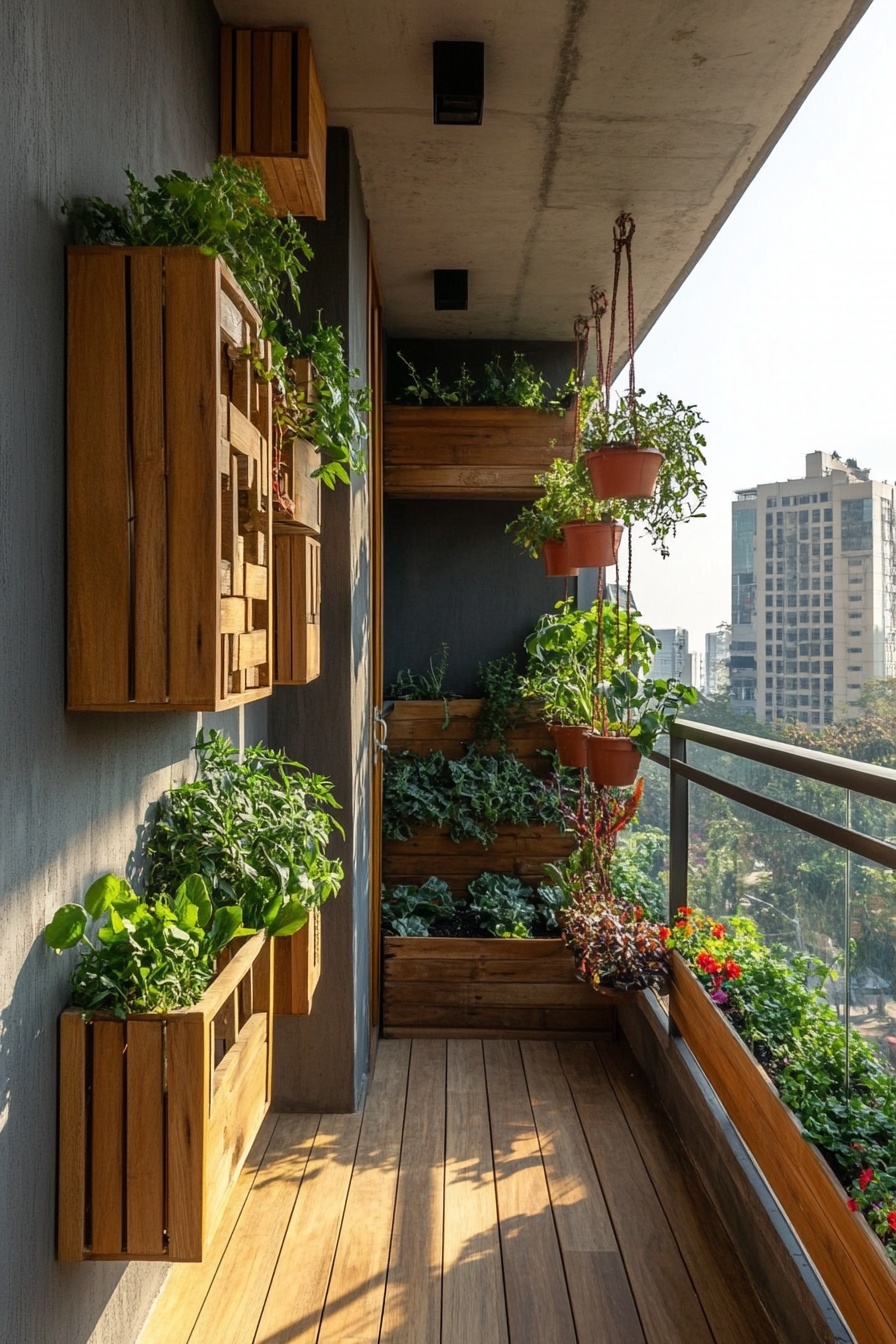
[710,988,729,1005]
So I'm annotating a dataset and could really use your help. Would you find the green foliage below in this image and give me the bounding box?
[44,874,242,1019]
[474,655,522,747]
[396,351,576,411]
[467,873,537,938]
[381,873,565,939]
[147,730,343,937]
[609,825,668,921]
[381,878,458,937]
[507,456,608,555]
[382,748,562,845]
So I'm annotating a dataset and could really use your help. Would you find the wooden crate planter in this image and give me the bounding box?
[383,405,576,499]
[387,698,556,772]
[67,247,274,711]
[383,936,623,1037]
[57,932,273,1263]
[274,359,321,534]
[274,908,322,1015]
[384,824,575,898]
[273,532,321,684]
[220,27,327,220]
[670,952,896,1344]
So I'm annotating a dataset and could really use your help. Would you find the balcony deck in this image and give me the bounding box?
[141,1037,780,1344]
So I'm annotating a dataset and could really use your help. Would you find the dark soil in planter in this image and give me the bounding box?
[382,910,563,940]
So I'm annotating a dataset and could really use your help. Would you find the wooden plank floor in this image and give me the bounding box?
[140,1039,782,1344]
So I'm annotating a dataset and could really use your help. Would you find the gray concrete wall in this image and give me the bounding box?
[0,2,272,1341]
[269,128,372,1112]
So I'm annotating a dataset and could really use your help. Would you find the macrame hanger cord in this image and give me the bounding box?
[573,313,590,459]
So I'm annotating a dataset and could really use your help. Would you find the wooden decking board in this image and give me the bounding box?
[595,1039,779,1344]
[520,1042,647,1344]
[141,1035,785,1344]
[483,1040,578,1344]
[442,1041,509,1344]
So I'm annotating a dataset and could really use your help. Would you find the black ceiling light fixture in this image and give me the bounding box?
[433,41,484,125]
[433,269,468,311]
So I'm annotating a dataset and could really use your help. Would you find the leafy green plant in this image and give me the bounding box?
[521,599,658,727]
[65,159,311,340]
[561,898,669,991]
[467,873,535,938]
[475,655,522,747]
[396,351,576,411]
[389,643,453,705]
[275,315,371,485]
[381,878,457,937]
[579,381,708,557]
[397,353,475,405]
[596,669,698,757]
[44,873,243,1018]
[609,824,668,921]
[506,456,612,556]
[147,730,343,938]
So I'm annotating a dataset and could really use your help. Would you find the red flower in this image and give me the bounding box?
[859,1168,874,1191]
[696,951,721,976]
[888,1211,896,1233]
[677,906,694,916]
[711,923,726,939]
[723,960,742,980]
[847,1198,859,1212]
[658,926,670,942]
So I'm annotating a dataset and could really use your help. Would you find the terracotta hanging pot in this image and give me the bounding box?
[586,734,641,787]
[584,443,663,501]
[541,537,579,578]
[562,520,623,568]
[548,724,591,768]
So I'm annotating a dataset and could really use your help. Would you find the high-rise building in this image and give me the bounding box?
[650,628,689,681]
[705,623,731,697]
[730,452,896,726]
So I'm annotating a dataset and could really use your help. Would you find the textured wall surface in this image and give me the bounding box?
[0,2,271,1341]
[270,128,372,1112]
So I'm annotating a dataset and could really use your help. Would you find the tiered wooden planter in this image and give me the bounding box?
[387,698,556,770]
[67,247,273,711]
[383,937,622,1038]
[273,532,321,684]
[670,952,896,1344]
[383,405,576,499]
[220,27,327,220]
[57,932,273,1262]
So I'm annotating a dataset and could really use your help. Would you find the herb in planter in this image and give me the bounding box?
[381,878,457,937]
[595,668,698,757]
[507,456,608,557]
[147,730,343,937]
[396,351,576,411]
[468,873,536,938]
[44,873,242,1019]
[389,642,454,703]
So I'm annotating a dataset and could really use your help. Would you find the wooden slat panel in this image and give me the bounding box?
[384,981,607,1008]
[317,1039,411,1343]
[244,562,267,601]
[386,955,595,984]
[220,597,247,635]
[442,1041,509,1344]
[559,1041,716,1344]
[597,1037,779,1344]
[126,1020,166,1256]
[521,1042,645,1344]
[251,29,273,153]
[270,31,293,155]
[66,250,130,707]
[205,1012,270,1244]
[229,402,261,459]
[165,252,219,706]
[90,1019,125,1255]
[383,1004,615,1033]
[188,1114,318,1344]
[385,936,582,960]
[57,1011,87,1261]
[483,1040,578,1344]
[166,1011,208,1261]
[234,31,252,153]
[130,251,168,703]
[273,915,319,1016]
[670,953,896,1344]
[380,1041,445,1342]
[220,27,233,154]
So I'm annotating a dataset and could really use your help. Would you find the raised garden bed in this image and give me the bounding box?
[67,247,273,711]
[57,931,273,1262]
[387,698,555,771]
[383,405,575,499]
[383,823,575,898]
[670,951,896,1344]
[383,935,623,1038]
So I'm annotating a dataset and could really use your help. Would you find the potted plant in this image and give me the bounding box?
[520,599,657,767]
[588,667,698,786]
[507,456,622,574]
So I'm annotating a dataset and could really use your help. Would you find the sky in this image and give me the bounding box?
[624,0,896,657]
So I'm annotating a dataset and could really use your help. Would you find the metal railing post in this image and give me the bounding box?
[668,730,688,1038]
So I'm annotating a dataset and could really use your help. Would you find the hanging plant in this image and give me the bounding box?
[588,667,698,787]
[506,456,620,573]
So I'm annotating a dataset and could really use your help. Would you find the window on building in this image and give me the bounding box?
[823,525,833,539]
[823,543,833,556]
[841,497,873,551]
[812,508,820,523]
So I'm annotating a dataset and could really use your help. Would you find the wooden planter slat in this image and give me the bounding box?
[387,698,555,772]
[67,247,273,711]
[670,952,896,1344]
[273,532,321,684]
[274,909,322,1015]
[384,405,576,499]
[221,27,327,220]
[383,936,621,1038]
[57,932,273,1263]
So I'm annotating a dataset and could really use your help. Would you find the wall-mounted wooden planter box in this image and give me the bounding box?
[273,359,321,533]
[384,824,575,898]
[383,406,576,499]
[274,908,322,1015]
[273,532,321,684]
[67,247,273,711]
[670,952,896,1344]
[220,27,327,220]
[383,936,623,1038]
[57,932,273,1263]
[388,698,555,772]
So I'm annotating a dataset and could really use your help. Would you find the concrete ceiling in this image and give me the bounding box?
[216,0,872,341]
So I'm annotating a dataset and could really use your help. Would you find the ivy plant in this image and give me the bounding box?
[474,654,522,747]
[146,730,343,937]
[44,873,243,1018]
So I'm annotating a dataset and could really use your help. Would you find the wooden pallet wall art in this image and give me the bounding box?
[383,405,576,499]
[57,932,273,1262]
[220,27,327,220]
[67,247,273,711]
[273,532,321,684]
